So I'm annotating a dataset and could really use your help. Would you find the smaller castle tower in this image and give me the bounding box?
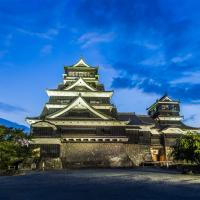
[147,94,183,126]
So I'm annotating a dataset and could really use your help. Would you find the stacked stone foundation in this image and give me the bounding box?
[40,143,151,168]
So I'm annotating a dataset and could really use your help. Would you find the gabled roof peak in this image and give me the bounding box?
[73,58,90,67]
[46,96,110,120]
[159,94,172,102]
[64,77,96,91]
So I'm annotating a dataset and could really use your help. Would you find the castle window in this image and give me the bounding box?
[161,105,169,110]
[68,72,93,77]
[90,100,99,104]
[60,99,70,103]
[173,105,179,111]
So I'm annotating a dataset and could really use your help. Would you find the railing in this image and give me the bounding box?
[157,109,179,113]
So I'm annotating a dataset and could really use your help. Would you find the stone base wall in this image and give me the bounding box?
[124,144,151,166]
[60,143,152,168]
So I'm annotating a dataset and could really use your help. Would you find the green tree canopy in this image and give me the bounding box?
[0,125,34,169]
[172,131,200,165]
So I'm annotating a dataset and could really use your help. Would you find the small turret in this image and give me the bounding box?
[147,94,183,123]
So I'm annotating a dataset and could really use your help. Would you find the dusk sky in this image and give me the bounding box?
[0,0,200,126]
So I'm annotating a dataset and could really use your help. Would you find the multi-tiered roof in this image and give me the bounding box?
[26,59,128,138]
[42,58,116,120]
[28,59,127,123]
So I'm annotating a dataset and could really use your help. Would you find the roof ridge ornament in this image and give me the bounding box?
[73,58,90,67]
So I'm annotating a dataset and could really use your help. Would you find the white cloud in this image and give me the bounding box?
[40,44,53,56]
[113,88,160,114]
[97,65,157,113]
[99,65,120,88]
[113,88,200,127]
[17,28,59,40]
[139,53,166,66]
[133,40,162,50]
[78,32,114,48]
[181,103,200,127]
[102,66,199,127]
[170,71,200,85]
[171,53,192,63]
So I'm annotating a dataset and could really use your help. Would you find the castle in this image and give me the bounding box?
[26,59,199,168]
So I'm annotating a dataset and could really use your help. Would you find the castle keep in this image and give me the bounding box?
[26,59,199,168]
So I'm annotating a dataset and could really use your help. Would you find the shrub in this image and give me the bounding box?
[0,125,35,169]
[172,131,200,165]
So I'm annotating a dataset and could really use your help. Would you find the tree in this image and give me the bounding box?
[172,131,200,165]
[0,125,34,169]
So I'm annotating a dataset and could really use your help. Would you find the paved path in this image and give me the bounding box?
[0,168,199,200]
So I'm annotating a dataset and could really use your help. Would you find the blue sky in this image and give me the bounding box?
[0,0,200,126]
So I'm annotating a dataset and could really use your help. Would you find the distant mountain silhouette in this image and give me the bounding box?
[0,118,29,133]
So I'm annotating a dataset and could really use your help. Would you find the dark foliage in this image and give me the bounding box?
[0,125,35,169]
[172,131,200,165]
